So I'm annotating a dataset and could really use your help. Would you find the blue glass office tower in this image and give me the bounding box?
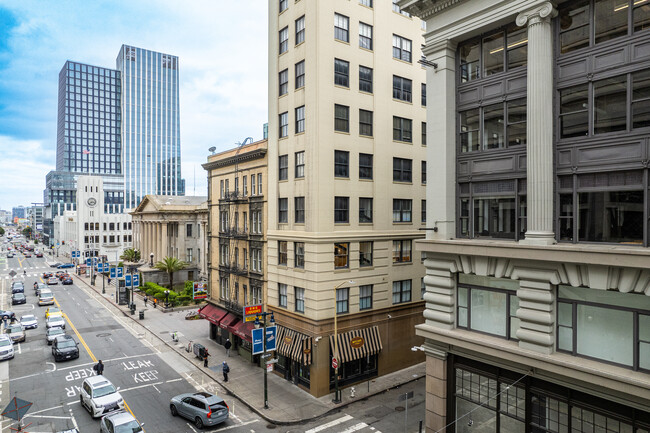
[117,45,184,209]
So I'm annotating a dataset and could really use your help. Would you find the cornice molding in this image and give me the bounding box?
[400,0,467,20]
[202,148,267,171]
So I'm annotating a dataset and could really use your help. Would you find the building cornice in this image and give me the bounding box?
[400,0,467,20]
[202,148,267,171]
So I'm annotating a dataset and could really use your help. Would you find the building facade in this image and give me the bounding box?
[116,45,184,209]
[201,139,268,362]
[402,0,650,432]
[11,206,26,221]
[267,0,428,397]
[130,195,208,284]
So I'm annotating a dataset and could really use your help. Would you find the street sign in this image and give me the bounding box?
[332,358,338,369]
[243,304,262,317]
[266,363,273,372]
[8,270,16,278]
[85,258,92,266]
[96,263,105,272]
[266,358,278,364]
[72,250,80,258]
[2,396,32,421]
[398,391,414,402]
[261,353,271,359]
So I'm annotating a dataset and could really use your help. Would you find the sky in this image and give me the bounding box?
[0,0,268,211]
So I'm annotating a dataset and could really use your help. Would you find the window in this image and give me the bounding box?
[421,83,426,106]
[559,1,590,54]
[392,0,410,16]
[392,34,412,62]
[187,248,193,263]
[295,151,305,178]
[359,285,373,310]
[334,59,349,87]
[279,284,287,308]
[507,99,526,146]
[334,13,349,42]
[421,161,426,184]
[334,242,349,268]
[295,105,305,133]
[279,155,288,180]
[359,110,373,136]
[278,241,288,266]
[279,0,287,12]
[460,98,526,152]
[294,242,305,268]
[482,32,504,77]
[279,112,288,138]
[393,199,412,222]
[594,75,627,134]
[392,239,412,263]
[633,69,650,128]
[293,197,305,223]
[295,287,305,313]
[393,116,412,142]
[422,121,427,145]
[422,200,427,223]
[279,27,289,54]
[458,284,520,339]
[359,22,373,50]
[278,198,288,223]
[295,60,305,89]
[336,287,349,314]
[359,0,372,6]
[279,69,288,96]
[251,248,262,272]
[359,66,373,93]
[258,173,262,195]
[295,15,305,45]
[334,150,349,178]
[474,197,517,239]
[392,280,412,304]
[186,224,192,237]
[359,198,373,223]
[393,76,412,102]
[393,158,412,182]
[359,153,373,179]
[335,104,349,132]
[251,174,256,195]
[359,241,373,267]
[334,197,349,223]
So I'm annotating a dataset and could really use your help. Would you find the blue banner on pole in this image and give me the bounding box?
[110,267,116,278]
[85,258,92,266]
[252,328,263,355]
[133,274,139,287]
[266,326,277,352]
[125,275,131,286]
[117,267,123,278]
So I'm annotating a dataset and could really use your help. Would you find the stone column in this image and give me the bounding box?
[424,347,448,433]
[161,223,168,259]
[517,2,557,245]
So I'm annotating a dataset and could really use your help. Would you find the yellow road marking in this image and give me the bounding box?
[59,309,97,363]
[123,400,137,419]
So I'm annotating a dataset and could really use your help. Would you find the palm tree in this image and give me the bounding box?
[120,248,141,263]
[153,256,188,290]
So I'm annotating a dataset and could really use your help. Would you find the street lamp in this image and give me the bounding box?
[254,312,275,409]
[333,279,355,404]
[164,290,170,308]
[149,252,154,267]
[101,256,106,294]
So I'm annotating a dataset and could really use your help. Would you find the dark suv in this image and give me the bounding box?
[11,282,24,294]
[52,335,79,362]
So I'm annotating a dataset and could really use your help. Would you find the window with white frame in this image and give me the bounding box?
[279,27,289,54]
[243,176,247,196]
[295,60,305,89]
[279,69,288,96]
[393,34,412,62]
[278,241,288,266]
[219,244,229,266]
[359,0,372,6]
[220,277,229,299]
[279,283,287,308]
[295,105,305,133]
[295,15,305,45]
[279,198,288,223]
[359,22,373,50]
[360,284,373,310]
[336,288,349,314]
[257,174,262,196]
[295,287,305,313]
[392,280,412,304]
[295,242,305,268]
[279,155,288,180]
[251,174,256,195]
[251,285,261,305]
[392,0,410,16]
[295,151,305,178]
[392,239,412,263]
[295,197,305,223]
[186,248,193,263]
[334,13,349,42]
[279,112,288,138]
[279,0,288,13]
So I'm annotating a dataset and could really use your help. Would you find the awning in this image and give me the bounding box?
[232,320,256,343]
[329,326,382,363]
[198,304,228,325]
[219,313,239,332]
[277,325,313,365]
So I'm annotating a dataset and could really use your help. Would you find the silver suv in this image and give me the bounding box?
[170,391,229,429]
[79,376,124,418]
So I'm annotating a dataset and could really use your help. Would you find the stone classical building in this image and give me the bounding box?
[402,0,650,432]
[201,139,268,362]
[130,195,208,284]
[267,0,428,397]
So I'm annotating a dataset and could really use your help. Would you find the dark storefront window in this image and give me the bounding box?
[330,354,378,388]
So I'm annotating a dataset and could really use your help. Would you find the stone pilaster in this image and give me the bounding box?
[424,346,448,433]
[517,2,557,245]
[422,256,457,330]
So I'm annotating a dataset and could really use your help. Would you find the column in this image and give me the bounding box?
[161,223,168,259]
[517,2,557,245]
[424,347,448,433]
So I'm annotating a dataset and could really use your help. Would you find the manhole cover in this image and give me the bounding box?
[266,424,277,429]
[96,333,111,337]
[395,406,405,412]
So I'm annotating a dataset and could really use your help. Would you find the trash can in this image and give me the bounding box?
[139,310,144,320]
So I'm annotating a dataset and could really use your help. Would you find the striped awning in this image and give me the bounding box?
[329,326,383,363]
[277,325,313,365]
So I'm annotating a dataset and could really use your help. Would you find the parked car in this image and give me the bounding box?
[19,315,38,329]
[47,277,58,285]
[57,263,74,269]
[0,310,15,321]
[45,307,62,319]
[0,335,14,360]
[169,391,230,429]
[46,327,65,345]
[52,335,79,362]
[49,262,62,268]
[39,290,55,306]
[62,277,73,285]
[11,293,26,305]
[11,282,24,294]
[46,316,66,329]
[99,411,144,433]
[79,376,124,418]
[4,323,25,343]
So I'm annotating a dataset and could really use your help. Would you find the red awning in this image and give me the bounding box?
[232,320,256,343]
[198,304,228,325]
[219,313,239,331]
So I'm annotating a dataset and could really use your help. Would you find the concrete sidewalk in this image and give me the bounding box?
[66,262,425,425]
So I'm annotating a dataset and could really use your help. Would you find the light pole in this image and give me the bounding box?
[149,252,154,267]
[101,256,106,294]
[333,279,355,404]
[254,312,275,409]
[164,290,170,308]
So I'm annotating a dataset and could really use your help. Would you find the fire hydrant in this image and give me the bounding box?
[350,387,356,398]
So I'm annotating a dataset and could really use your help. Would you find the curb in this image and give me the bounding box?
[72,273,423,426]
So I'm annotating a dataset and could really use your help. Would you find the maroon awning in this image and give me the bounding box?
[219,313,239,332]
[232,320,256,343]
[198,304,228,325]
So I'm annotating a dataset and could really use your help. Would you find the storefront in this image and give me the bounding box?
[274,326,313,388]
[329,326,382,388]
[198,303,228,343]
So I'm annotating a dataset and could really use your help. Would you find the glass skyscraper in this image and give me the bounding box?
[117,45,184,209]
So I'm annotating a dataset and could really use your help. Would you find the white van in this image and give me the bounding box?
[38,289,55,306]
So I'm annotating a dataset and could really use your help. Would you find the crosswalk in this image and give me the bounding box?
[305,414,383,433]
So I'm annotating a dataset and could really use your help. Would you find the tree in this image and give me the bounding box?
[153,256,188,290]
[0,226,4,236]
[22,227,32,239]
[120,248,141,263]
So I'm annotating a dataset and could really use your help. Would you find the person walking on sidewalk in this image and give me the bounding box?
[93,360,105,376]
[143,295,148,307]
[203,349,211,367]
[224,338,231,357]
[222,361,230,382]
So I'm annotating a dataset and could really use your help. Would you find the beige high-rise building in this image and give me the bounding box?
[268,0,428,397]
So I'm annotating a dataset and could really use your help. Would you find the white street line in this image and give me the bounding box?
[305,415,354,433]
[217,420,257,431]
[340,423,370,433]
[166,378,183,383]
[69,407,79,429]
[120,381,164,393]
[24,415,71,420]
[186,423,199,433]
[23,404,64,416]
[152,384,161,393]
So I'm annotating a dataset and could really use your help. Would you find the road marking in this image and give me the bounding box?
[217,420,257,431]
[341,423,370,433]
[24,415,72,420]
[152,384,161,393]
[166,378,183,383]
[69,407,79,430]
[186,423,199,433]
[305,415,354,433]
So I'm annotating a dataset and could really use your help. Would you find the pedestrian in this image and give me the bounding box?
[107,277,111,285]
[203,349,210,367]
[93,360,105,376]
[224,338,232,357]
[143,295,148,307]
[153,299,157,309]
[222,361,230,382]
